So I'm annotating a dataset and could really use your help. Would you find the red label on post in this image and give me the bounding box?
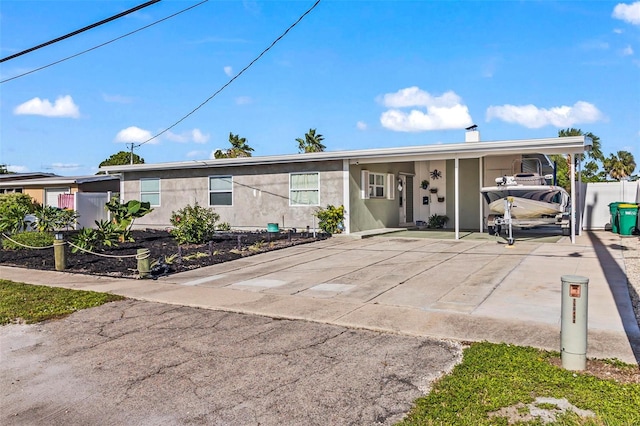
[570,284,581,298]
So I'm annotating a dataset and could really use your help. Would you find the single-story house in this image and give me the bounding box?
[0,174,120,208]
[0,172,58,193]
[101,130,591,242]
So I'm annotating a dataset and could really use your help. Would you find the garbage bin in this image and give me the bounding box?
[608,202,624,233]
[617,204,639,236]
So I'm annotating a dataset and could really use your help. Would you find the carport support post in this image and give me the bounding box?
[53,233,66,271]
[560,275,589,370]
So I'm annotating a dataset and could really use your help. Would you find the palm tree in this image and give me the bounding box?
[214,133,254,158]
[603,151,636,181]
[556,128,604,185]
[296,128,326,153]
[558,128,603,162]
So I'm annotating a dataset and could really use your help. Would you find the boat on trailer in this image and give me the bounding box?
[481,160,571,238]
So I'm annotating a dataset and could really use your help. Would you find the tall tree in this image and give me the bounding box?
[603,151,636,181]
[0,164,13,174]
[99,151,145,168]
[296,128,326,153]
[214,133,254,159]
[553,128,604,188]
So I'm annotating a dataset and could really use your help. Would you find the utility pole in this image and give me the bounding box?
[129,143,135,165]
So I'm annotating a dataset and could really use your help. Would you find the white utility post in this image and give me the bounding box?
[454,157,459,240]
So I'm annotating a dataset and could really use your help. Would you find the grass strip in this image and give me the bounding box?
[398,342,640,425]
[0,279,124,325]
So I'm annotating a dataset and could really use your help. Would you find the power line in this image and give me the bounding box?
[1,0,208,84]
[0,0,161,63]
[135,0,322,148]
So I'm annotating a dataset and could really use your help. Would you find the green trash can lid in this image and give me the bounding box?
[618,203,638,209]
[561,275,589,285]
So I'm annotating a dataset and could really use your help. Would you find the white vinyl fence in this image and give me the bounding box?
[580,181,639,230]
[67,192,112,229]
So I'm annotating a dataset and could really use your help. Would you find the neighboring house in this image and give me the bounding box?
[0,172,58,194]
[0,174,120,229]
[101,131,591,242]
[0,175,120,207]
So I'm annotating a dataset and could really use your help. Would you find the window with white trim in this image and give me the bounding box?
[360,170,395,200]
[368,172,386,198]
[140,178,160,206]
[209,175,233,206]
[0,188,23,194]
[290,172,319,205]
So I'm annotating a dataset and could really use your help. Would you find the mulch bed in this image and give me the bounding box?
[0,229,328,279]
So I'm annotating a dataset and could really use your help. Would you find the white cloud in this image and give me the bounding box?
[165,128,210,144]
[114,126,157,144]
[186,150,207,158]
[7,165,28,173]
[378,87,473,132]
[486,101,604,128]
[235,96,252,105]
[14,95,80,118]
[356,121,367,130]
[622,45,634,55]
[613,28,624,34]
[224,66,233,76]
[102,93,133,104]
[50,163,81,170]
[613,2,640,25]
[191,129,209,144]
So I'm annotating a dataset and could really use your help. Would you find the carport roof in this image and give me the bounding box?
[101,135,590,173]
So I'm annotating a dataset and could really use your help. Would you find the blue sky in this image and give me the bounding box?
[1,0,639,176]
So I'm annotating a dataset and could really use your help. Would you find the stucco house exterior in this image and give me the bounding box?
[100,131,591,242]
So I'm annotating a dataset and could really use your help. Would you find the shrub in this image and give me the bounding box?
[428,214,449,229]
[2,231,54,250]
[315,204,345,234]
[105,198,153,241]
[0,193,38,234]
[170,203,220,244]
[33,206,79,232]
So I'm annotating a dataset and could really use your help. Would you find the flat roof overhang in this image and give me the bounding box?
[100,136,590,173]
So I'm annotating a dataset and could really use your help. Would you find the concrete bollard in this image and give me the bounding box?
[137,248,150,279]
[53,233,66,271]
[560,275,589,370]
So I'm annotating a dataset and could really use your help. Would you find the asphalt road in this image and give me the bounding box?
[1,299,461,426]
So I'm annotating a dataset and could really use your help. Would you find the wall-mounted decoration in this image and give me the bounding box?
[420,180,429,190]
[429,188,438,194]
[438,196,445,203]
[430,169,442,180]
[422,196,429,205]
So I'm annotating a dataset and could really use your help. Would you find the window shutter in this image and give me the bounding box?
[361,170,370,199]
[387,173,395,200]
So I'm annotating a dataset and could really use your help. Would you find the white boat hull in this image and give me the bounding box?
[481,185,568,219]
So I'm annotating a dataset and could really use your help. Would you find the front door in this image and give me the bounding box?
[398,175,414,225]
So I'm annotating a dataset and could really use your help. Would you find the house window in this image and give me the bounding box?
[209,176,232,206]
[140,178,160,206]
[0,188,22,194]
[361,170,395,200]
[290,172,319,205]
[368,172,386,198]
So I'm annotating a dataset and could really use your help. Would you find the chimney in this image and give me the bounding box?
[465,124,480,142]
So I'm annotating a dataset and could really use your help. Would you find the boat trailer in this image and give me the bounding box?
[487,198,571,245]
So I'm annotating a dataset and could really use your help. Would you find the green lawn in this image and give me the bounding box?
[398,342,640,425]
[0,279,124,325]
